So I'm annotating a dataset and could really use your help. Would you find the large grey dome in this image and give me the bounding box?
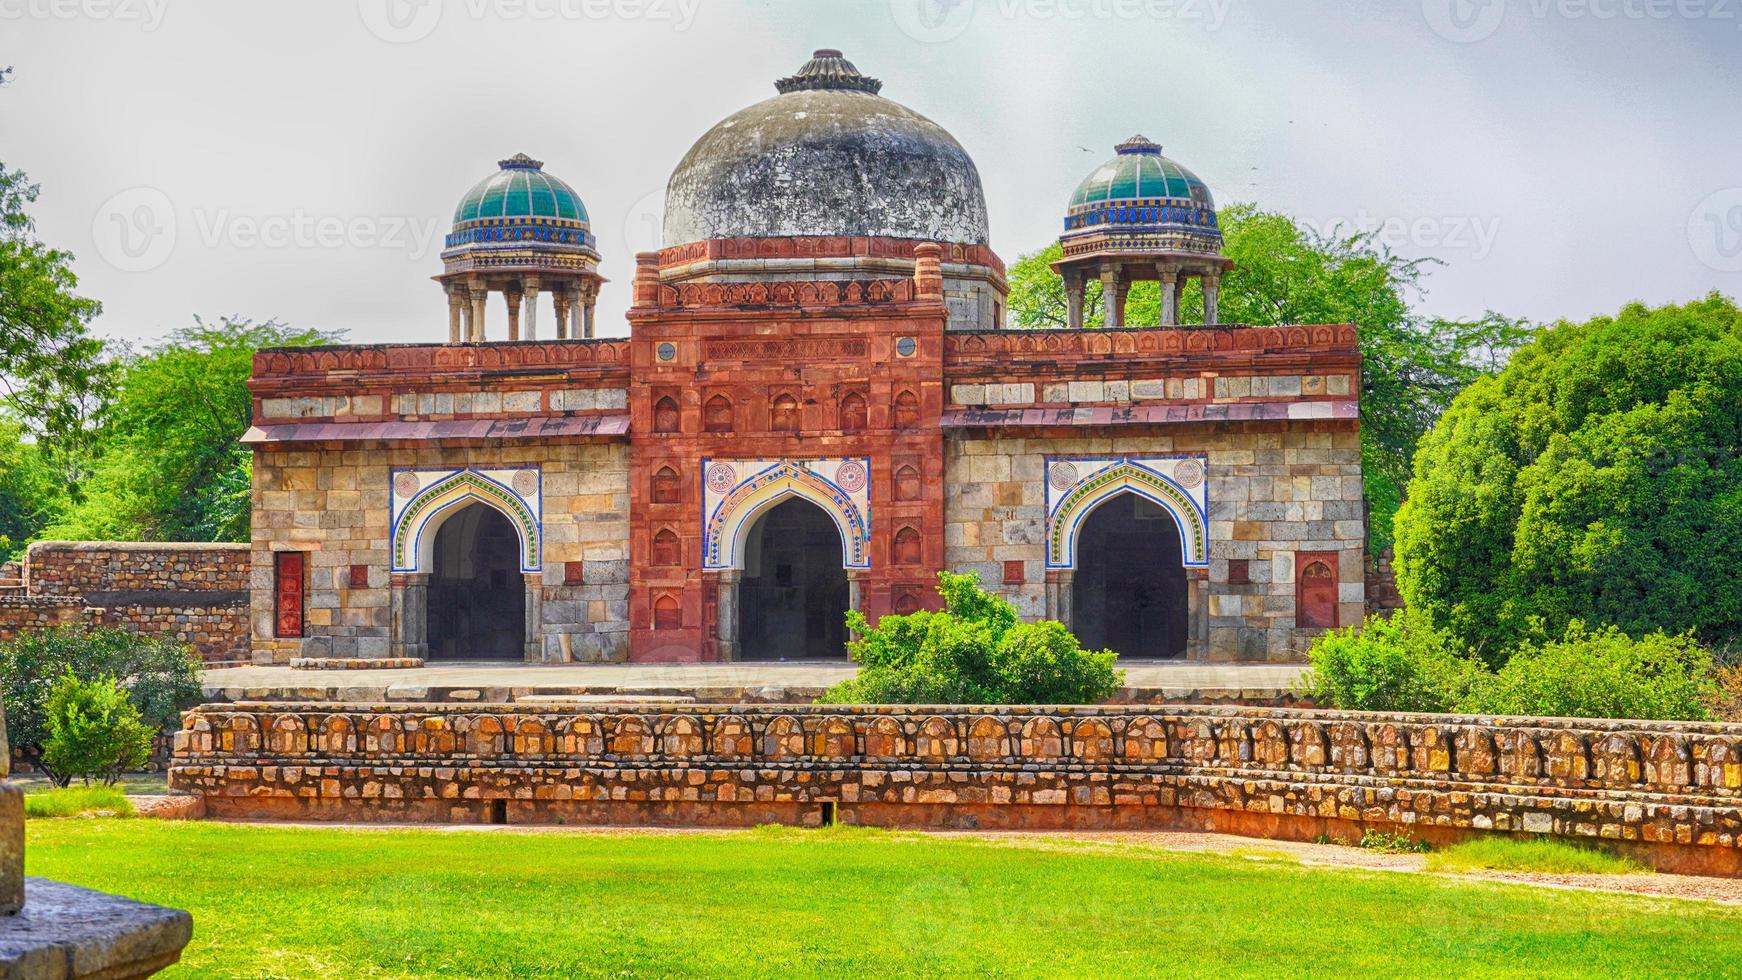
[662,50,990,247]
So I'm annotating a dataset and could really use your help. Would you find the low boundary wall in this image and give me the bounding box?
[170,703,1742,875]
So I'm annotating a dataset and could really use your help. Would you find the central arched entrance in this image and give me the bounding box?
[739,497,849,660]
[1072,493,1188,659]
[428,503,525,660]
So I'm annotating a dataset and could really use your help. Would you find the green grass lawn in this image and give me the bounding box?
[25,820,1742,978]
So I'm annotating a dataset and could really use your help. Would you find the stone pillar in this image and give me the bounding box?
[1115,281,1130,328]
[390,573,430,662]
[847,569,868,628]
[1186,571,1209,661]
[523,573,543,662]
[522,278,541,341]
[504,289,522,342]
[1065,274,1085,330]
[446,286,464,343]
[553,291,571,340]
[1099,266,1120,328]
[1048,569,1075,629]
[1203,273,1221,326]
[1,699,19,916]
[582,298,597,339]
[469,283,488,342]
[1157,265,1179,327]
[714,569,741,662]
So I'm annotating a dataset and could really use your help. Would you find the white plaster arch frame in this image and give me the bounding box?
[390,468,543,573]
[702,459,871,571]
[1045,456,1208,570]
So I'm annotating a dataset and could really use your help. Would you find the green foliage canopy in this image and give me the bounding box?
[819,572,1125,705]
[1393,294,1742,654]
[1006,205,1531,547]
[41,672,156,786]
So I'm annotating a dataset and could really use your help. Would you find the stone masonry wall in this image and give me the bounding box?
[251,441,630,664]
[172,702,1742,876]
[23,542,250,596]
[944,425,1365,661]
[0,595,88,643]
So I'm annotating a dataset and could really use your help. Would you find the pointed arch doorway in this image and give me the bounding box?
[1071,493,1189,659]
[427,503,527,660]
[737,497,850,660]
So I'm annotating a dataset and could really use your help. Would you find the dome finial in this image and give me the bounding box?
[775,49,883,95]
[499,152,544,171]
[1115,135,1163,156]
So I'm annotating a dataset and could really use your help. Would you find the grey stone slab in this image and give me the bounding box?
[0,879,191,979]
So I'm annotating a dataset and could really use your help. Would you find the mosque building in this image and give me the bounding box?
[244,50,1365,667]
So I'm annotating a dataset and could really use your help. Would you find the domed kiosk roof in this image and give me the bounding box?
[662,50,990,247]
[454,153,591,226]
[1060,136,1222,262]
[1069,135,1215,210]
[441,153,599,276]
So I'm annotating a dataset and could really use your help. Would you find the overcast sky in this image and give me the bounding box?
[4,0,1740,347]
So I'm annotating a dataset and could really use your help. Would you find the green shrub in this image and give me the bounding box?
[1426,837,1643,875]
[1459,623,1717,722]
[1299,610,1484,713]
[1358,830,1430,854]
[22,784,134,818]
[41,672,155,785]
[819,572,1124,705]
[0,626,200,785]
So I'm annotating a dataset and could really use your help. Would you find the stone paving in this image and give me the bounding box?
[200,660,1308,705]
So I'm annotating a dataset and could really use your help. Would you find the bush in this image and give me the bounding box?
[819,572,1124,705]
[1460,623,1717,722]
[1394,294,1742,656]
[41,673,155,785]
[22,784,135,819]
[0,626,201,784]
[1305,614,1718,722]
[1299,610,1484,713]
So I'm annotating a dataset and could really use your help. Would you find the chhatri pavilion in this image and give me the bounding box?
[243,50,1364,667]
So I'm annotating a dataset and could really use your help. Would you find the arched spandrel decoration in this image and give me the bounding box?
[390,467,542,573]
[1044,456,1208,569]
[701,459,872,570]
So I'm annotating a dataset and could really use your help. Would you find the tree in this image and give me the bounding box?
[41,672,156,787]
[45,317,335,542]
[1393,294,1742,655]
[1005,205,1532,548]
[0,416,64,560]
[0,67,112,493]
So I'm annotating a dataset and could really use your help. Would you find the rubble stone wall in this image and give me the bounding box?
[172,702,1742,876]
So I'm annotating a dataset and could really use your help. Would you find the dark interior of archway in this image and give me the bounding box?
[1072,494,1188,660]
[740,498,849,660]
[429,504,525,660]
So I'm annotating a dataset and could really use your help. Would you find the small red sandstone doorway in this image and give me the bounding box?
[1071,493,1189,659]
[738,498,850,660]
[428,503,526,660]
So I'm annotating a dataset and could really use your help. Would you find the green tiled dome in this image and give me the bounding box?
[1069,136,1214,209]
[453,153,590,225]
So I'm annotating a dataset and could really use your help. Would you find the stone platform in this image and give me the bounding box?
[200,660,1309,707]
[0,879,192,979]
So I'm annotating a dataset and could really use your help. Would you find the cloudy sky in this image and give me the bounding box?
[5,0,1741,346]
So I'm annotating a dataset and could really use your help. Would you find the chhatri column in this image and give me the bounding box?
[582,286,597,339]
[1099,265,1121,328]
[522,277,541,341]
[1156,264,1179,327]
[1115,280,1130,327]
[1065,272,1085,329]
[469,280,488,342]
[445,284,464,343]
[504,288,522,342]
[1203,272,1222,326]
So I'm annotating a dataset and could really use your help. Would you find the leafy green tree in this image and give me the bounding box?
[46,318,333,542]
[0,67,111,492]
[0,416,65,560]
[41,672,156,787]
[1394,294,1742,655]
[819,572,1125,705]
[1005,205,1531,548]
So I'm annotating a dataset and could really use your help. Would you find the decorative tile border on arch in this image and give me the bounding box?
[1045,456,1208,569]
[389,467,543,573]
[171,703,1742,876]
[700,458,872,570]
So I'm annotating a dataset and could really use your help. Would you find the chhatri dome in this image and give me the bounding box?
[1054,135,1232,329]
[659,50,1005,330]
[436,153,605,343]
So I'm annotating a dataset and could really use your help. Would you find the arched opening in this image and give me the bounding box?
[704,394,733,433]
[1071,492,1187,659]
[893,390,920,429]
[653,396,680,433]
[771,393,800,432]
[739,497,849,660]
[839,392,868,432]
[428,503,526,661]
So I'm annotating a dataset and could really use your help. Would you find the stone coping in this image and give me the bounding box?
[25,541,250,553]
[289,658,425,671]
[0,878,192,979]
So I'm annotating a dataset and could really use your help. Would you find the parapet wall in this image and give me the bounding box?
[171,703,1742,875]
[3,542,251,663]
